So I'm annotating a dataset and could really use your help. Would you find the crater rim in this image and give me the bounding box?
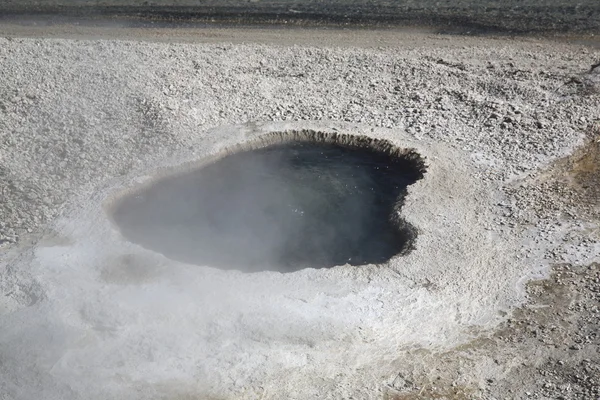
[105,130,428,272]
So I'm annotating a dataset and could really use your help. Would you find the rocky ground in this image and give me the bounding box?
[0,27,599,400]
[387,262,600,400]
[387,137,600,400]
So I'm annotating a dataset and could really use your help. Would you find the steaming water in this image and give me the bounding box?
[111,142,421,272]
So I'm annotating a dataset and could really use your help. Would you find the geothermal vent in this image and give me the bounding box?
[110,131,426,273]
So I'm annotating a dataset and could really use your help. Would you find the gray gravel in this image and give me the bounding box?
[1,0,599,33]
[0,31,599,400]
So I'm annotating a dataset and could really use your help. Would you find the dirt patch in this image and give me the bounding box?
[387,385,476,400]
[487,263,600,399]
[543,122,600,220]
[384,263,600,399]
[569,128,600,208]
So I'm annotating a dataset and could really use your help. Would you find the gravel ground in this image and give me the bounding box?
[0,29,599,399]
[386,137,600,400]
[1,0,599,33]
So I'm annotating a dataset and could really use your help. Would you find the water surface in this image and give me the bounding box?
[112,141,422,272]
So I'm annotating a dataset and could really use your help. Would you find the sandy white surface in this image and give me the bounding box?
[0,33,599,399]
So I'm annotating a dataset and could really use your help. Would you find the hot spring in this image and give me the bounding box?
[110,132,426,273]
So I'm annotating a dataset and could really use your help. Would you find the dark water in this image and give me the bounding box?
[111,142,422,273]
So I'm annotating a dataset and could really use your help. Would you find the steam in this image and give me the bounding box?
[109,131,426,272]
